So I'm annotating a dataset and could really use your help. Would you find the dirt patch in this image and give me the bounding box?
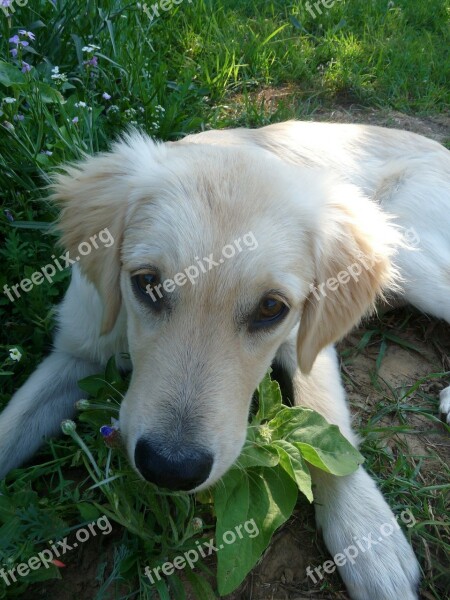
[309,105,449,144]
[227,85,450,144]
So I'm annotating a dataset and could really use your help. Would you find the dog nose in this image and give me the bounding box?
[134,438,213,491]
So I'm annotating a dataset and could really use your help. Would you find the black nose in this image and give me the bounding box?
[134,438,213,491]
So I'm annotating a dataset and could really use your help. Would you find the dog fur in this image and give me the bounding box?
[1,121,449,600]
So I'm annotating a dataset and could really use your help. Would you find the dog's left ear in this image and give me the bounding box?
[297,183,401,374]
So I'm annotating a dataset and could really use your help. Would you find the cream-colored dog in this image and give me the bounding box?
[1,121,449,600]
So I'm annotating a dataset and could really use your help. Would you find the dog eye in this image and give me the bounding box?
[250,296,289,330]
[131,271,164,310]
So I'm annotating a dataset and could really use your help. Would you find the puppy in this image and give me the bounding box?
[1,121,449,600]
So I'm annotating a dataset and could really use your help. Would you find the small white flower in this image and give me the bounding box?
[82,44,100,52]
[75,101,87,108]
[51,67,67,82]
[3,97,16,104]
[51,73,67,81]
[191,517,203,531]
[9,348,22,362]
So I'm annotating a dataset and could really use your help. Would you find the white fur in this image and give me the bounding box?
[2,121,449,600]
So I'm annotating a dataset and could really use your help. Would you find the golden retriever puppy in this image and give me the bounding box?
[2,121,450,599]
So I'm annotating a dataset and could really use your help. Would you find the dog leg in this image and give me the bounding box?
[0,351,102,479]
[275,342,420,600]
[0,267,128,479]
[439,386,450,425]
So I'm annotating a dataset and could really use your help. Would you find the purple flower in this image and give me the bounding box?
[100,420,121,448]
[20,40,29,47]
[72,116,79,124]
[14,114,24,121]
[9,35,20,44]
[21,61,31,73]
[100,425,115,437]
[18,30,36,40]
[4,209,14,223]
[102,92,111,100]
[84,56,98,68]
[10,48,18,58]
[2,1,12,7]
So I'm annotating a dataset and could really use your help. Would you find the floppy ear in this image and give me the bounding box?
[51,149,132,334]
[297,183,401,374]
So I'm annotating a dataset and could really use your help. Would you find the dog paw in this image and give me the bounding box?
[338,521,420,600]
[439,386,450,425]
[313,468,420,600]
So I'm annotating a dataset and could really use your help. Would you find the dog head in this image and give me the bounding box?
[52,132,399,491]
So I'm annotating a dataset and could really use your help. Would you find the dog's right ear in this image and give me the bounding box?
[51,135,160,334]
[51,151,130,334]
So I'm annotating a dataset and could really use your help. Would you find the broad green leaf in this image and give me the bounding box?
[0,60,26,86]
[184,570,216,600]
[33,82,65,104]
[255,372,283,421]
[236,441,279,469]
[119,554,138,576]
[105,355,123,385]
[214,467,297,595]
[78,374,108,396]
[272,439,313,502]
[77,502,101,521]
[269,407,364,475]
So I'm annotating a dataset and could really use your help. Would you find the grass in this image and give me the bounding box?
[0,0,449,599]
